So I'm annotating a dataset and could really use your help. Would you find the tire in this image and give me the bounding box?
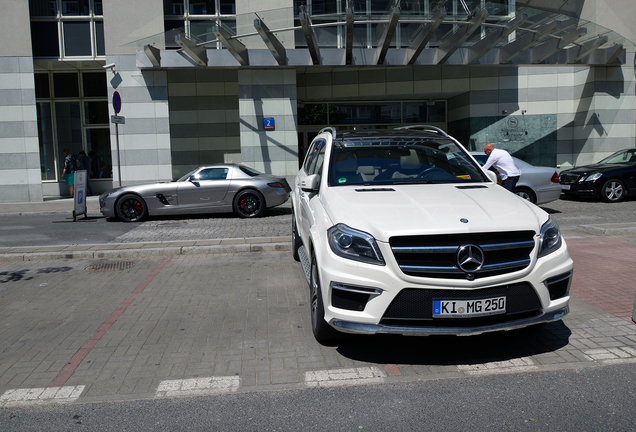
[514,187,536,204]
[233,189,265,218]
[309,252,339,345]
[600,179,625,203]
[116,194,148,222]
[291,209,301,262]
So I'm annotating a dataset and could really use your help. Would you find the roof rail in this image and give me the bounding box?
[318,127,336,139]
[394,125,450,138]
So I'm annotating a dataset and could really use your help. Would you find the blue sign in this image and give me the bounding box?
[263,117,275,130]
[113,91,122,114]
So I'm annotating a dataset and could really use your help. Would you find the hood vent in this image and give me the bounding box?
[456,185,488,189]
[355,188,395,192]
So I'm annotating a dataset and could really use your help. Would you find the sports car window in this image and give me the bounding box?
[198,168,228,180]
[238,165,262,176]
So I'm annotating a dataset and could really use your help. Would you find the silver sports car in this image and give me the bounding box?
[99,164,291,222]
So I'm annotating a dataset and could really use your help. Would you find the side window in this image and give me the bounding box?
[308,141,327,175]
[303,139,324,173]
[198,168,228,180]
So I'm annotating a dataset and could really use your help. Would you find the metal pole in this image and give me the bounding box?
[115,122,122,187]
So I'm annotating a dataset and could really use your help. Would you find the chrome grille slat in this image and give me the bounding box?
[390,231,535,280]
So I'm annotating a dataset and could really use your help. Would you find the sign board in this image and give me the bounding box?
[113,91,122,113]
[111,115,125,124]
[263,117,275,130]
[73,170,87,221]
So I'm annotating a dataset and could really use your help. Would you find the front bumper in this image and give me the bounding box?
[314,238,573,337]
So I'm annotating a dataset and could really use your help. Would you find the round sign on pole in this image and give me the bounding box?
[113,91,122,114]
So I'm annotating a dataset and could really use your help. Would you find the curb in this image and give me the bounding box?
[576,223,636,236]
[0,242,292,262]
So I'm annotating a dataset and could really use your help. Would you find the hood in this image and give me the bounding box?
[320,184,547,243]
[562,162,631,175]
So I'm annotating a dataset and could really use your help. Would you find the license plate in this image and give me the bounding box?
[433,296,506,318]
[561,184,570,190]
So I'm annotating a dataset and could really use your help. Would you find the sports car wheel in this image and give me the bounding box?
[116,194,148,222]
[291,209,301,262]
[233,189,265,218]
[600,179,625,203]
[310,253,339,344]
[514,187,536,204]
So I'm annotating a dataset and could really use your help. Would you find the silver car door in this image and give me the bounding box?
[176,167,231,210]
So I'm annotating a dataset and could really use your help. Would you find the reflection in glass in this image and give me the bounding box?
[53,73,79,98]
[61,0,90,16]
[30,22,60,57]
[190,0,215,15]
[36,103,55,181]
[82,72,107,97]
[87,129,112,178]
[29,0,58,17]
[63,21,92,56]
[84,101,109,124]
[55,102,82,178]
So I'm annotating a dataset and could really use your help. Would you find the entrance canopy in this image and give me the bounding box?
[132,1,629,69]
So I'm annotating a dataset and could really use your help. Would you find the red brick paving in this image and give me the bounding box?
[566,237,636,323]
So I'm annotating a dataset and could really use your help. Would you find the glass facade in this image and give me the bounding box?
[35,72,111,182]
[163,0,236,48]
[29,0,104,59]
[298,101,446,126]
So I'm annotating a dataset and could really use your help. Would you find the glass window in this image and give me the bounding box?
[220,0,235,14]
[30,0,58,17]
[55,101,83,179]
[94,0,103,15]
[198,167,229,180]
[82,72,107,97]
[87,129,112,178]
[403,101,446,124]
[53,73,79,97]
[95,21,105,55]
[61,0,90,16]
[36,103,56,181]
[34,74,50,98]
[63,21,92,56]
[30,22,60,57]
[164,0,185,16]
[84,101,108,124]
[190,1,215,15]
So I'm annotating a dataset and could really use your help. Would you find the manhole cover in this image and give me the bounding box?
[86,261,137,272]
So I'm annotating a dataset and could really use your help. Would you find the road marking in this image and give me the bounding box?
[49,256,173,388]
[305,366,386,387]
[0,386,85,407]
[155,376,240,398]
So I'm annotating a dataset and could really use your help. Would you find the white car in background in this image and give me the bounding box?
[470,152,561,205]
[292,126,573,344]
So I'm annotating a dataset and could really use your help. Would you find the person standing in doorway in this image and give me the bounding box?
[61,148,77,198]
[483,143,521,192]
[79,150,93,195]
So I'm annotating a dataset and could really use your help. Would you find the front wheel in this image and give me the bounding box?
[310,253,339,345]
[116,194,148,222]
[233,189,265,218]
[600,179,625,203]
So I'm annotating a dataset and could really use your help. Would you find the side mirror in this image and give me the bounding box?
[301,174,320,192]
[484,170,498,183]
[189,175,199,183]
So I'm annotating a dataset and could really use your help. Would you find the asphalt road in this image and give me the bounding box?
[1,363,635,431]
[1,196,636,248]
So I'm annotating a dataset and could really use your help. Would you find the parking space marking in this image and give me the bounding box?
[583,346,636,362]
[48,256,173,388]
[0,386,85,407]
[155,377,240,398]
[305,367,387,387]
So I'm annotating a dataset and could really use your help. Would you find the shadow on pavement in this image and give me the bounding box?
[334,320,571,366]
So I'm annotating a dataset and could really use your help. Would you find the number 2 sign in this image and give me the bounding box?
[263,117,275,130]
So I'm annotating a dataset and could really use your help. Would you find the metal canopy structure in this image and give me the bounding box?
[136,3,628,69]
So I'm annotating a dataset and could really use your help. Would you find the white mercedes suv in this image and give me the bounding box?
[291,126,573,344]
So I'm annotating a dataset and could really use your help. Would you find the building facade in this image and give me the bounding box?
[1,0,635,202]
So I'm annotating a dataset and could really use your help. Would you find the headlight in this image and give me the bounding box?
[538,217,562,258]
[581,172,602,182]
[327,224,385,266]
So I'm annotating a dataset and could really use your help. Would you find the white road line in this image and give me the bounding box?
[0,385,85,407]
[305,366,386,387]
[155,376,240,398]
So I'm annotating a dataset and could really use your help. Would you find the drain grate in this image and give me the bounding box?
[86,261,137,272]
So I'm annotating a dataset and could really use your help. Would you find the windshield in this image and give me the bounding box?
[327,138,486,187]
[598,149,636,164]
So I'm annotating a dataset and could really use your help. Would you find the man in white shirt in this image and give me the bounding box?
[483,143,521,192]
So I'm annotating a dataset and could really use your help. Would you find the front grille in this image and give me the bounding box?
[380,282,542,327]
[390,231,535,280]
[559,173,580,184]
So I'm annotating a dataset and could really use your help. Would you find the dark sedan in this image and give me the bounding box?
[559,148,636,202]
[100,164,291,222]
